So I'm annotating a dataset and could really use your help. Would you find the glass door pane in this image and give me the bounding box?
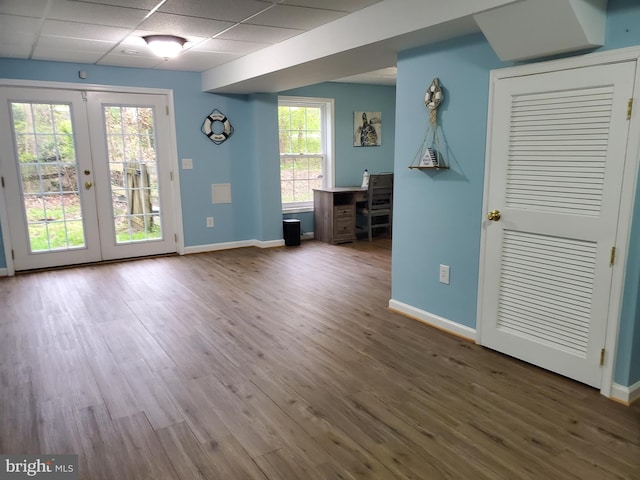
[87,91,177,262]
[0,87,101,272]
[103,105,162,244]
[11,101,86,252]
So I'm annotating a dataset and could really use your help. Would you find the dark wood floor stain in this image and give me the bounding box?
[1,239,639,479]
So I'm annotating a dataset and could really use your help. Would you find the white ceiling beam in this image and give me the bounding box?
[201,0,522,93]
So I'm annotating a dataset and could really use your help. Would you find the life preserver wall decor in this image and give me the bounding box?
[202,109,234,144]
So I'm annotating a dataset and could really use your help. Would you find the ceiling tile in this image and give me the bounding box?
[153,51,240,71]
[158,0,271,22]
[48,0,148,28]
[70,0,161,8]
[41,20,131,42]
[139,12,234,39]
[0,45,32,58]
[0,0,48,18]
[217,24,302,44]
[247,4,346,30]
[97,52,165,68]
[280,0,383,13]
[31,48,106,64]
[192,38,270,55]
[34,35,116,54]
[0,14,40,57]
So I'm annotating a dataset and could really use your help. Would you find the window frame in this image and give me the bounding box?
[278,96,334,213]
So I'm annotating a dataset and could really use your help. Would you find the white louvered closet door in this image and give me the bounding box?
[479,61,636,388]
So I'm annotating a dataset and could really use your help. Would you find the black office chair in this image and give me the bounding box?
[357,173,393,241]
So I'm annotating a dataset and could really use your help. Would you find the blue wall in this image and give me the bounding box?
[392,0,640,387]
[280,82,396,235]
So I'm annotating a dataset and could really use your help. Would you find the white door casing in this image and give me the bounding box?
[478,58,638,391]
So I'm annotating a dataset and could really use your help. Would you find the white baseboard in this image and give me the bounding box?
[257,239,286,248]
[184,238,285,255]
[388,299,476,342]
[611,380,640,405]
[0,268,7,277]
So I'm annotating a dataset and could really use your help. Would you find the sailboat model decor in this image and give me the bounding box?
[409,78,448,170]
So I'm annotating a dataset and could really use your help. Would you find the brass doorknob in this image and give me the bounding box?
[487,209,501,221]
[85,181,93,190]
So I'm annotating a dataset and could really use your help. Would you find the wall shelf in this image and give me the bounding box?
[408,165,449,170]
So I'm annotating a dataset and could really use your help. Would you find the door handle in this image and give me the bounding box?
[85,181,93,190]
[487,209,501,221]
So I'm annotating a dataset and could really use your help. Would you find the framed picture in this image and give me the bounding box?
[354,111,381,147]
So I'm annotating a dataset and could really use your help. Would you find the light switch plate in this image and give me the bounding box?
[182,158,193,169]
[439,264,450,285]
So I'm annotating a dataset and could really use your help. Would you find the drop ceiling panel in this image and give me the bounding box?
[72,0,161,8]
[218,24,302,43]
[158,0,273,22]
[247,4,346,30]
[49,0,148,28]
[139,12,234,39]
[32,48,106,64]
[280,0,383,13]
[97,53,165,68]
[193,38,270,55]
[0,0,46,17]
[154,51,240,71]
[34,36,116,54]
[41,20,131,42]
[0,15,40,57]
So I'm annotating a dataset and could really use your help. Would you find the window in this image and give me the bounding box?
[278,96,333,211]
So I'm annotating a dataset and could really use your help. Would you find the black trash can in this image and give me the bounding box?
[283,219,301,246]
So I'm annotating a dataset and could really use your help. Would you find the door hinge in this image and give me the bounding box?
[610,246,616,267]
[166,105,169,116]
[627,98,633,120]
[600,348,605,366]
[81,91,88,102]
[174,233,178,243]
[11,249,14,260]
[170,171,174,181]
[1,176,4,188]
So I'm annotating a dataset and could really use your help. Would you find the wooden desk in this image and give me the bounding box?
[313,187,367,244]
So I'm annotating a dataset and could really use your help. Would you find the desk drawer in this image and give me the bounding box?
[333,218,354,238]
[353,191,367,202]
[334,205,354,219]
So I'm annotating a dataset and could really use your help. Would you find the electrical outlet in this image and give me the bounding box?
[206,217,214,228]
[439,264,450,285]
[182,158,193,169]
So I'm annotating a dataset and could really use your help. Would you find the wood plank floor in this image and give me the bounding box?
[1,238,639,479]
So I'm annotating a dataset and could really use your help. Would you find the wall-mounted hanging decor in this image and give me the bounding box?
[409,78,448,170]
[202,109,234,144]
[354,111,381,147]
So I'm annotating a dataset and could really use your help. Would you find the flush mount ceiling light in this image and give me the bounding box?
[143,35,186,59]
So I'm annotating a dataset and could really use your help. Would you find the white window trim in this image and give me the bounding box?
[278,95,334,213]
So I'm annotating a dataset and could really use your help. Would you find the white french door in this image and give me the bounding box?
[478,61,636,388]
[0,87,177,271]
